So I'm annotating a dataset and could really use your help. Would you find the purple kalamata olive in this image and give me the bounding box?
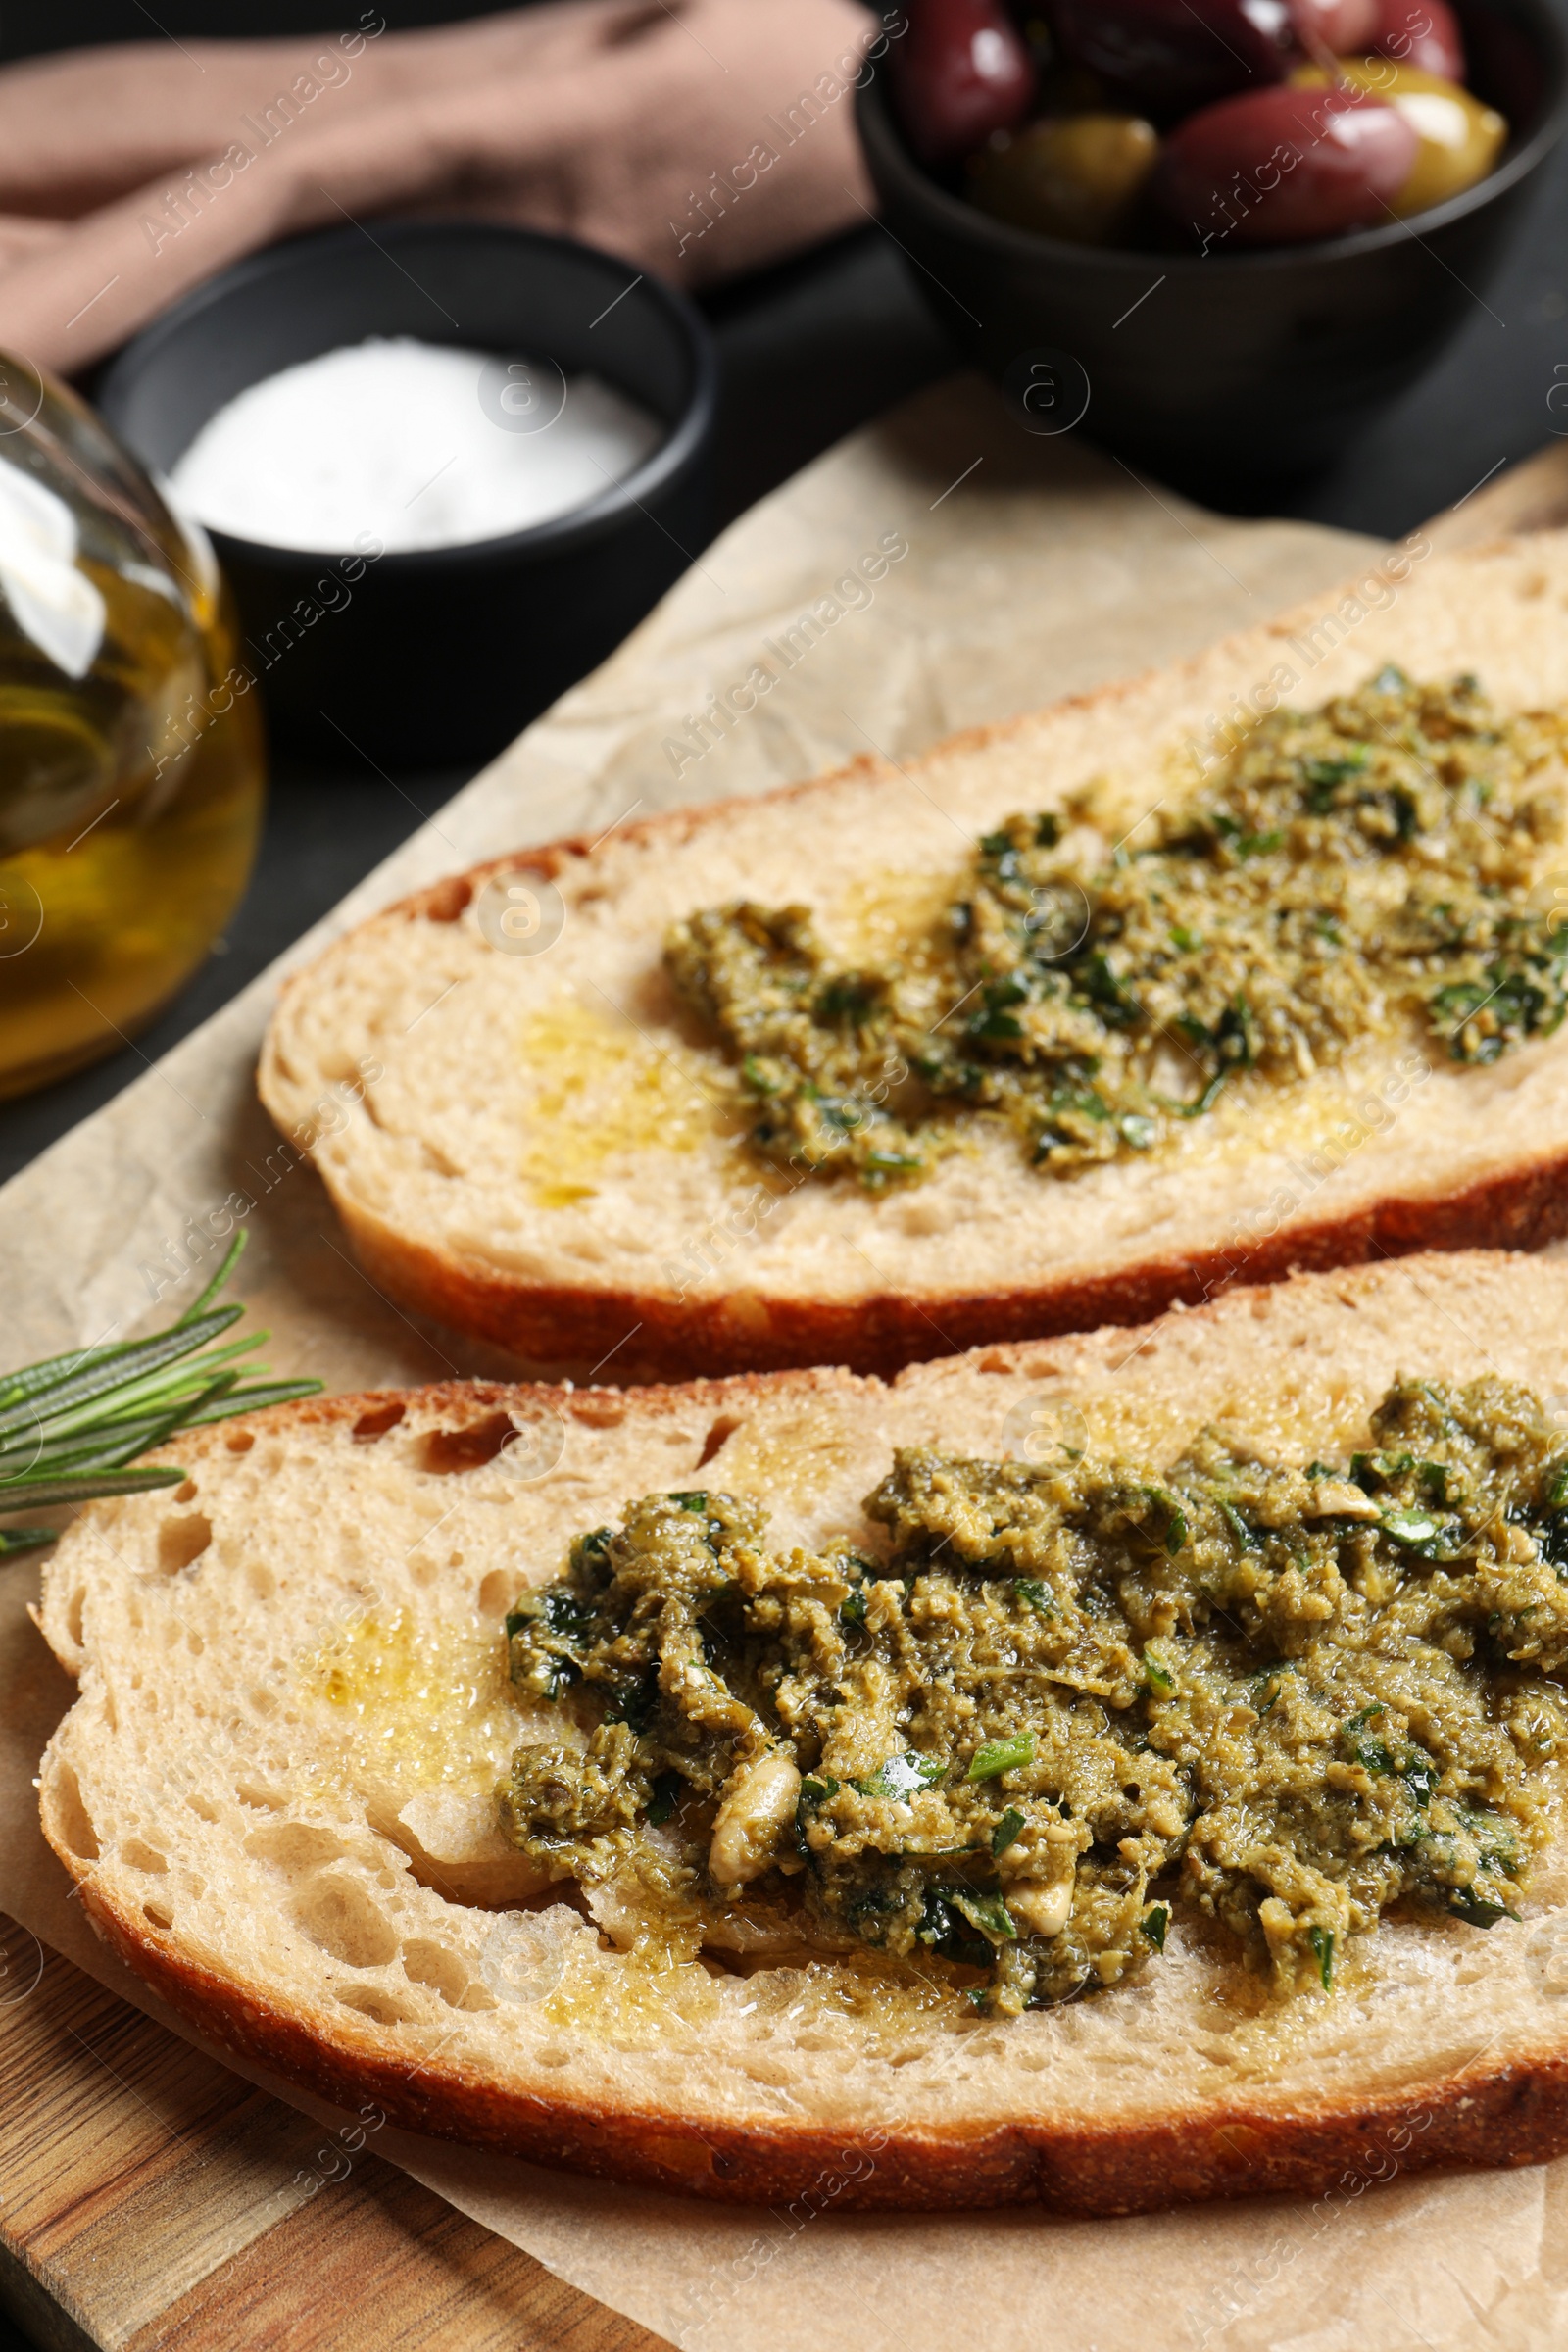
[1292,0,1382,52]
[1047,0,1298,117]
[1371,0,1465,80]
[889,0,1037,166]
[1152,83,1420,243]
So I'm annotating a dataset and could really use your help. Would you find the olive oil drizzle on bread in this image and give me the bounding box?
[257,534,1568,1381]
[36,1252,1568,2214]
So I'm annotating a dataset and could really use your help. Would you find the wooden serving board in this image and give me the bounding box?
[0,1909,669,2352]
[4,405,1568,2352]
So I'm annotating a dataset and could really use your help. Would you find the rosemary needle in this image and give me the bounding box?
[0,1232,321,1559]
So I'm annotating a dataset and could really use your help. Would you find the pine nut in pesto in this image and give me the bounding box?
[664,671,1568,1186]
[499,1378,1568,2014]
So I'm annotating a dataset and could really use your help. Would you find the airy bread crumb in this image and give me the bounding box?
[259,533,1568,1380]
[35,1250,1568,2211]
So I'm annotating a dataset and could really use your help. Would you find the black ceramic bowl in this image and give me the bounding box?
[98,222,717,765]
[858,0,1567,480]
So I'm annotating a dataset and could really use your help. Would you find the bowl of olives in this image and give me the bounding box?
[858,0,1566,476]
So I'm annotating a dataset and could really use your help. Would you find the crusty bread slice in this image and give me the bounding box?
[260,533,1568,1383]
[34,1249,1568,2215]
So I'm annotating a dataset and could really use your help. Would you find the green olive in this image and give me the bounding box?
[1290,61,1507,216]
[968,113,1160,245]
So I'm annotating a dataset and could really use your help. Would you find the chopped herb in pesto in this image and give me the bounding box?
[993,1806,1027,1856]
[966,1731,1038,1783]
[645,1770,682,1827]
[1143,1645,1174,1697]
[499,1377,1568,2015]
[953,1888,1019,1943]
[664,673,1568,1186]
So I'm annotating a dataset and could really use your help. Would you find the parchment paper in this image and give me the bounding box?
[7,372,1544,2352]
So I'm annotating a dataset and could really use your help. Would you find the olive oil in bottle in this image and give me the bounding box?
[0,359,264,1100]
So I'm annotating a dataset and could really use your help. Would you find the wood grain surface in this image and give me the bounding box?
[0,1913,671,2352]
[6,435,1568,2352]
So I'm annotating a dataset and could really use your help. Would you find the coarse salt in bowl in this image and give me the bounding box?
[168,336,667,555]
[98,222,717,764]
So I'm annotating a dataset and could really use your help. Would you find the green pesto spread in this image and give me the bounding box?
[664,671,1568,1185]
[499,1377,1568,2013]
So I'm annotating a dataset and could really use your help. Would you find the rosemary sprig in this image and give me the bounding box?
[0,1232,320,1558]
